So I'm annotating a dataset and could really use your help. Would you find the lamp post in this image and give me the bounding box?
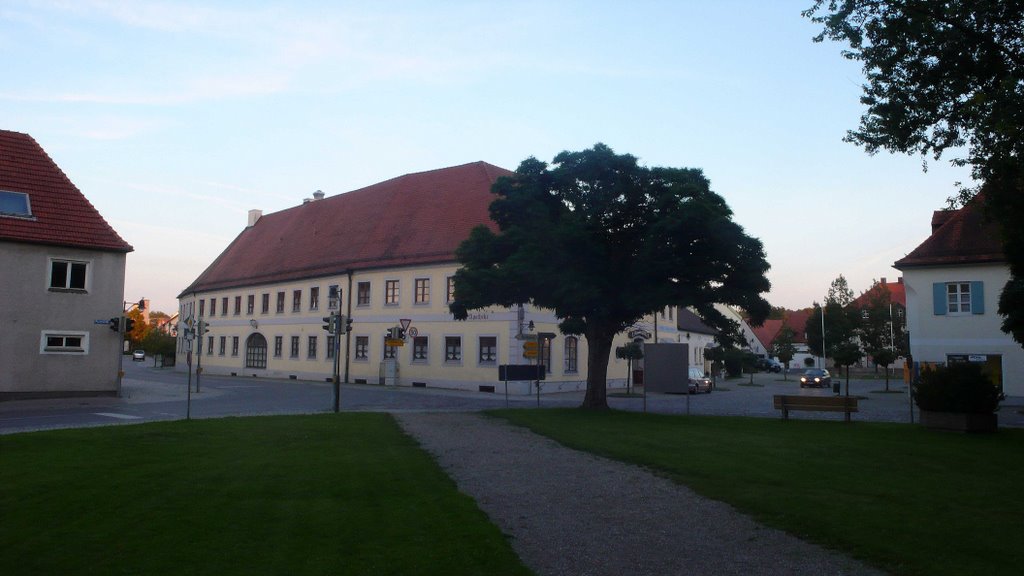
[820,303,827,371]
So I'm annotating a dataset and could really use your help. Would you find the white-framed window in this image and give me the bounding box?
[274,336,283,357]
[564,336,578,373]
[48,259,89,291]
[308,335,318,359]
[290,336,300,358]
[445,336,462,363]
[383,335,397,359]
[414,278,430,305]
[40,331,88,354]
[357,282,371,306]
[328,285,340,310]
[478,336,497,364]
[385,280,400,306]
[947,282,972,314]
[310,286,320,311]
[413,336,429,361]
[0,190,32,217]
[355,336,369,360]
[446,276,456,303]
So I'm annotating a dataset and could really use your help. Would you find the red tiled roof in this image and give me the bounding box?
[181,161,512,295]
[851,278,906,308]
[894,194,1004,269]
[751,318,783,350]
[0,130,132,252]
[782,309,812,344]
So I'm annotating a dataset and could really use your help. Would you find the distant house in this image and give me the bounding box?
[850,277,907,369]
[894,195,1022,397]
[0,130,133,399]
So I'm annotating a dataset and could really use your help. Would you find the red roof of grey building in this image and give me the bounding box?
[181,161,512,295]
[894,195,1004,269]
[0,130,132,252]
[752,318,783,350]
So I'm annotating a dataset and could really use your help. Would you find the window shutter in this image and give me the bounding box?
[970,281,984,314]
[932,283,946,315]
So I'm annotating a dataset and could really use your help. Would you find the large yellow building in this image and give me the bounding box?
[176,162,693,394]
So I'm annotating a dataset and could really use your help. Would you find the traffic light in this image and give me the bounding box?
[197,319,210,335]
[345,315,353,334]
[336,314,348,335]
[397,327,406,340]
[322,315,335,333]
[124,317,136,333]
[108,317,120,332]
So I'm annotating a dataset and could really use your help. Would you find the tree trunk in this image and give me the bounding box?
[582,328,613,409]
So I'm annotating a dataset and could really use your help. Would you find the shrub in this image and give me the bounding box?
[913,363,1001,414]
[803,356,816,367]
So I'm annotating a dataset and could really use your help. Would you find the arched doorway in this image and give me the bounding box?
[245,333,267,369]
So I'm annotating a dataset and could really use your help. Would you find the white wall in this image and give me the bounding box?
[904,264,1024,397]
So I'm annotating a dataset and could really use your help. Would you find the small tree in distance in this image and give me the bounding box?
[771,326,797,380]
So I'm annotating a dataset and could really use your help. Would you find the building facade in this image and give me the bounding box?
[895,196,1023,397]
[0,130,133,399]
[177,162,708,394]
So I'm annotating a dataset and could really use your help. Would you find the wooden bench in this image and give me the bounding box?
[773,395,859,422]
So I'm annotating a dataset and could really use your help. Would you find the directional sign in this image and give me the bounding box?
[94,319,109,325]
[386,339,406,347]
[523,341,539,351]
[523,350,538,359]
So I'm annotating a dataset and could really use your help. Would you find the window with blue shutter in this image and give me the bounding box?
[970,281,984,314]
[933,283,946,315]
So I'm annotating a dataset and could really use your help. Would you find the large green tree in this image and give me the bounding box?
[804,0,1024,345]
[450,144,771,408]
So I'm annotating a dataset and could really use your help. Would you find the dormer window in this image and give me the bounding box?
[0,190,32,218]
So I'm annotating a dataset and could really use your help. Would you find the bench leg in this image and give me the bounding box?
[844,410,851,423]
[782,407,789,420]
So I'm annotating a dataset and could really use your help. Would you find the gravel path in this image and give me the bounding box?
[396,412,885,576]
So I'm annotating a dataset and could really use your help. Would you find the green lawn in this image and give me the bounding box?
[0,415,532,576]
[493,409,1024,576]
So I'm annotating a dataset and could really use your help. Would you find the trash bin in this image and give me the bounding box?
[832,381,840,395]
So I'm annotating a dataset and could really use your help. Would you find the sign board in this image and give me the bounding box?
[968,354,987,362]
[400,318,412,331]
[628,328,652,340]
[385,338,406,347]
[94,319,109,325]
[499,364,546,381]
[523,350,538,359]
[522,341,539,351]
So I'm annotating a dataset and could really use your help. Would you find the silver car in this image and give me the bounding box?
[688,367,712,394]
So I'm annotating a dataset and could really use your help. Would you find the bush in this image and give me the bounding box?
[913,363,1001,414]
[803,357,816,367]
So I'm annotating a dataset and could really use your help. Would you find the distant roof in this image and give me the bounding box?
[181,161,512,295]
[894,195,1004,269]
[751,318,783,351]
[0,130,132,252]
[851,277,906,308]
[676,308,717,335]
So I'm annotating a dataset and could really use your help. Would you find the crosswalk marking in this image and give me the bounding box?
[93,412,142,420]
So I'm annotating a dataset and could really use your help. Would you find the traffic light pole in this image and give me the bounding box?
[116,317,125,398]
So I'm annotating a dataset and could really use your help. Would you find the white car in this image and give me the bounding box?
[687,367,712,394]
[132,350,145,362]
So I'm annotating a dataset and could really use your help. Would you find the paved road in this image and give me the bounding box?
[2,360,1021,434]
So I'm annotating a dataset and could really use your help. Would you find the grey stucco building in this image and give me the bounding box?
[0,130,133,399]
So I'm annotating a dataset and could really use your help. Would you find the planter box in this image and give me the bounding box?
[920,410,997,433]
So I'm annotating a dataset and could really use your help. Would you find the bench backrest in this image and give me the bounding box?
[773,395,858,409]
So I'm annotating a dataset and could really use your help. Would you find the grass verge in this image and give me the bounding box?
[492,409,1023,576]
[0,414,531,576]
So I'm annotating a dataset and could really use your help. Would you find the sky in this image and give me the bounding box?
[1,0,974,315]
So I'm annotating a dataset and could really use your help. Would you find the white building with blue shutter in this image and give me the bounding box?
[895,195,1023,398]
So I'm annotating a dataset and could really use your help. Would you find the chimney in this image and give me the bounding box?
[931,210,954,233]
[247,209,262,227]
[313,190,325,201]
[898,277,904,284]
[881,277,887,285]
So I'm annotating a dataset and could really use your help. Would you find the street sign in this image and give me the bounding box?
[386,338,406,347]
[523,341,539,351]
[400,318,412,331]
[408,327,418,338]
[523,350,538,359]
[94,319,108,325]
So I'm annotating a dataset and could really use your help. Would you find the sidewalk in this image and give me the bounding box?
[397,412,884,576]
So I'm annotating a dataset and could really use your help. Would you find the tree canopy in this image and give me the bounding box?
[804,0,1024,345]
[450,144,771,408]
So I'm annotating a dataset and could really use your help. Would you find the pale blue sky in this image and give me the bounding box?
[2,0,973,314]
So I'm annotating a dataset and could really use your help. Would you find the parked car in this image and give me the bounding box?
[688,367,712,394]
[132,350,145,362]
[756,358,783,373]
[799,368,831,388]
